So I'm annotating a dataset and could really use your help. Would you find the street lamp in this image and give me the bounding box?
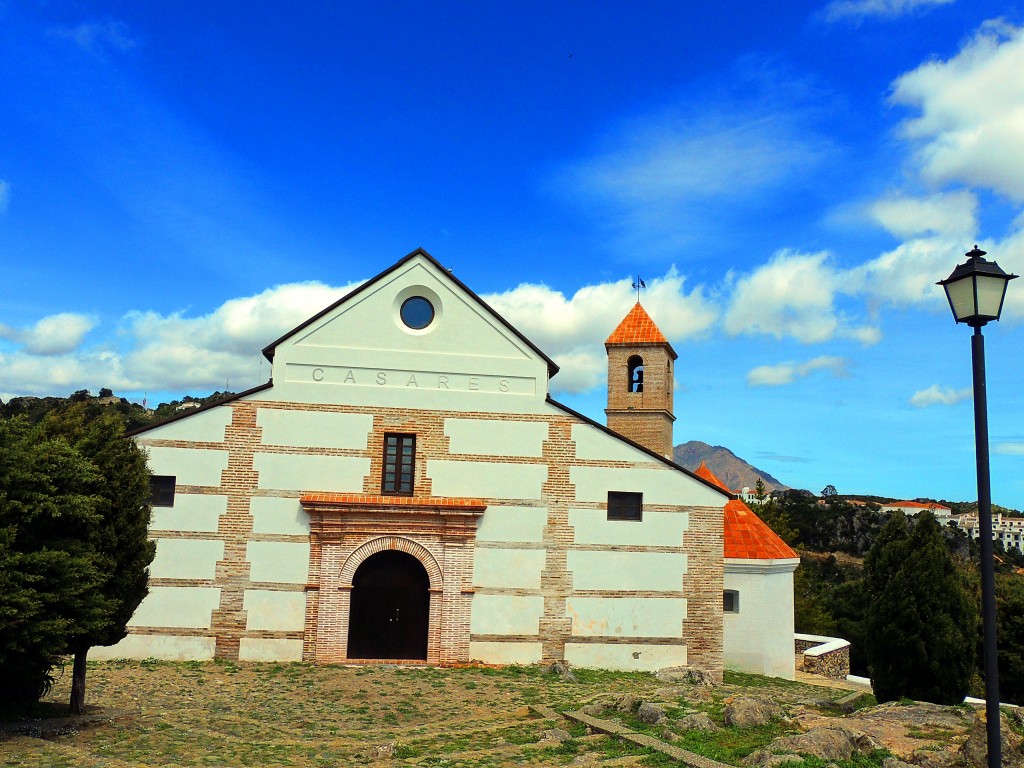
[938,246,1017,768]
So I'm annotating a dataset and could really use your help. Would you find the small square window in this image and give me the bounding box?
[607,491,642,521]
[149,475,176,507]
[723,590,740,613]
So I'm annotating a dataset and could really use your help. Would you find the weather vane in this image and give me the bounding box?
[632,275,646,302]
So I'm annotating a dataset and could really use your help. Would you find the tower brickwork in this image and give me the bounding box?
[604,303,677,460]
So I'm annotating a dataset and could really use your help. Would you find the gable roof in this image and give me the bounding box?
[260,248,559,378]
[605,303,677,359]
[694,462,798,560]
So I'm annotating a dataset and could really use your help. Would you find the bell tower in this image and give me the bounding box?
[605,303,677,459]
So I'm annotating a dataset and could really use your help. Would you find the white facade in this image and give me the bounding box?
[723,560,798,679]
[100,250,735,672]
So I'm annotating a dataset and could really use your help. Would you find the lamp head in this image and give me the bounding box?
[937,246,1017,327]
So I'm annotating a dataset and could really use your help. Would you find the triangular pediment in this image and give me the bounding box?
[263,250,557,405]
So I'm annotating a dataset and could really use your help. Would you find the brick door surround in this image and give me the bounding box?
[300,493,485,665]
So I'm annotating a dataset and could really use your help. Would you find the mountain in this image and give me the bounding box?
[673,440,789,493]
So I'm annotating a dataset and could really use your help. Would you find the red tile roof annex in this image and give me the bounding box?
[694,462,798,561]
[724,500,799,560]
[605,303,671,346]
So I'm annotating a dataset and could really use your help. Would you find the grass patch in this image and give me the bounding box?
[0,661,945,768]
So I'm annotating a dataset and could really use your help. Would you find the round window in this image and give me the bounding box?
[400,296,435,330]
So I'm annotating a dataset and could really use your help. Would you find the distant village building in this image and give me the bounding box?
[952,511,1024,553]
[100,249,799,678]
[880,500,1024,555]
[879,501,953,523]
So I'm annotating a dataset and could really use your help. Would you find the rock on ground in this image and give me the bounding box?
[744,724,881,766]
[723,695,786,727]
[613,693,639,714]
[677,712,720,732]
[637,702,666,724]
[546,660,579,683]
[539,728,572,743]
[961,710,1024,768]
[656,666,719,686]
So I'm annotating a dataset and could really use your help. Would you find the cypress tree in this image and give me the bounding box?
[0,418,107,708]
[40,404,155,714]
[864,511,976,704]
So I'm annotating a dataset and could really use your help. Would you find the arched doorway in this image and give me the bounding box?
[346,550,430,660]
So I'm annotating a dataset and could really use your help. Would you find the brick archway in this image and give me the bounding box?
[300,493,485,665]
[340,536,443,589]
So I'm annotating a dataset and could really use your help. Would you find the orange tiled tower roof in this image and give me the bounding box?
[605,303,671,346]
[693,462,798,561]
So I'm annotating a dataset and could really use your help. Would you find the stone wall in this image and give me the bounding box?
[795,633,850,680]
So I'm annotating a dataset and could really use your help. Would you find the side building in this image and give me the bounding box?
[693,463,799,680]
[99,249,731,673]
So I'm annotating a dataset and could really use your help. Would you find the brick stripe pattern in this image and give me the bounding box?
[135,397,724,673]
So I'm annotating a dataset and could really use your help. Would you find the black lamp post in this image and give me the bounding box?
[938,246,1017,768]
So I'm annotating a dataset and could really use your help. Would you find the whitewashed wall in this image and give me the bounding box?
[723,560,798,679]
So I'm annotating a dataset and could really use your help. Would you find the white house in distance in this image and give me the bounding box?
[98,248,798,678]
[879,501,953,523]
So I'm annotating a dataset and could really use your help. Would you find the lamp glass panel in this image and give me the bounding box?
[975,275,1009,318]
[945,276,978,321]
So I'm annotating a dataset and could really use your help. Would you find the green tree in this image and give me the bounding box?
[864,511,977,704]
[996,573,1024,705]
[0,418,108,709]
[753,478,767,503]
[39,404,155,714]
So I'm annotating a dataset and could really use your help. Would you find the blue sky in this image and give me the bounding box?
[2,1,1024,504]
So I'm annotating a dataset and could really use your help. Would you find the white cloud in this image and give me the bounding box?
[0,313,98,356]
[0,180,9,213]
[746,356,849,387]
[0,282,354,398]
[822,0,955,23]
[723,249,878,344]
[980,228,1024,321]
[0,269,716,399]
[49,20,137,53]
[909,384,972,407]
[868,191,978,239]
[995,442,1024,455]
[482,267,717,394]
[853,236,968,307]
[890,21,1024,200]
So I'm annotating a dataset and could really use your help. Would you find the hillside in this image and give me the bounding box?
[673,440,789,493]
[0,389,236,429]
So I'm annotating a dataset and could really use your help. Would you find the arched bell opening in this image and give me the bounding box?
[627,355,645,393]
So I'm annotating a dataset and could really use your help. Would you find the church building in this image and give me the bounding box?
[100,248,797,678]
